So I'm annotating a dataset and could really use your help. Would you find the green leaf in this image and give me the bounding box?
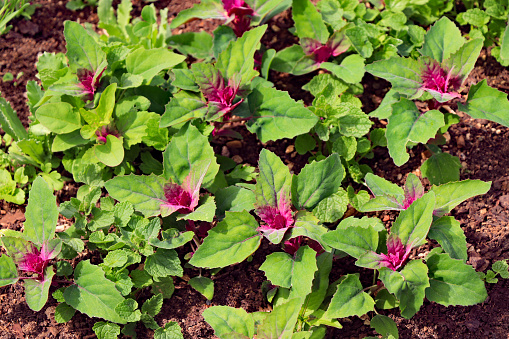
[203,306,255,339]
[500,21,509,61]
[145,249,183,278]
[52,130,89,152]
[326,274,375,319]
[64,260,126,324]
[105,174,167,217]
[321,55,365,84]
[444,38,483,82]
[163,123,219,188]
[257,298,302,339]
[149,230,194,250]
[152,277,175,299]
[92,322,121,339]
[23,176,58,246]
[260,252,294,288]
[370,315,399,339]
[115,298,141,322]
[64,21,106,72]
[421,152,461,186]
[295,134,316,155]
[189,211,261,268]
[0,255,18,287]
[365,57,422,98]
[290,211,331,251]
[419,17,465,62]
[154,321,184,339]
[431,179,491,217]
[216,25,266,87]
[215,186,256,219]
[386,99,444,166]
[179,195,216,222]
[246,86,318,142]
[428,217,467,262]
[125,48,186,83]
[303,73,349,98]
[426,253,487,306]
[292,0,329,43]
[322,225,379,259]
[167,31,214,60]
[103,250,128,268]
[291,153,344,210]
[458,80,509,128]
[255,149,292,207]
[346,26,373,58]
[24,267,55,311]
[189,276,214,300]
[54,303,76,323]
[94,135,124,167]
[142,293,163,317]
[390,192,435,248]
[36,102,81,134]
[0,96,28,141]
[170,0,225,29]
[379,260,429,319]
[312,188,349,223]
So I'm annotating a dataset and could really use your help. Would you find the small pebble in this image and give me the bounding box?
[221,146,230,157]
[232,155,243,164]
[496,129,501,134]
[499,195,509,209]
[285,145,294,153]
[226,140,242,149]
[457,135,465,148]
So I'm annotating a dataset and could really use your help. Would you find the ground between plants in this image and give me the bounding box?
[1,0,509,338]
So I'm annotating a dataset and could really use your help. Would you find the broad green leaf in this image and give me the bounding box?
[291,153,344,210]
[94,135,124,167]
[37,102,81,134]
[364,173,404,200]
[149,230,194,249]
[321,225,379,259]
[54,303,76,323]
[23,176,58,246]
[428,217,467,262]
[24,267,55,311]
[419,17,465,62]
[426,253,487,306]
[379,260,429,319]
[365,57,422,98]
[92,322,121,339]
[302,73,349,98]
[431,180,491,217]
[501,21,509,61]
[160,92,207,128]
[64,21,106,72]
[458,80,509,128]
[321,55,365,84]
[370,315,399,339]
[212,25,237,59]
[302,252,333,316]
[215,186,256,219]
[178,195,216,222]
[163,123,219,188]
[421,152,461,186]
[125,48,186,83]
[246,86,318,143]
[216,25,266,87]
[346,26,373,58]
[255,149,292,207]
[390,192,435,247]
[154,321,184,339]
[167,31,214,60]
[189,276,214,300]
[145,249,183,278]
[257,298,302,339]
[369,89,401,119]
[312,188,349,223]
[64,260,126,324]
[386,99,444,166]
[325,274,375,319]
[52,130,89,152]
[105,174,166,217]
[169,0,225,29]
[270,45,318,75]
[292,0,329,43]
[0,255,18,287]
[103,250,128,268]
[289,211,331,251]
[203,306,254,339]
[189,211,261,268]
[0,96,28,141]
[444,38,483,82]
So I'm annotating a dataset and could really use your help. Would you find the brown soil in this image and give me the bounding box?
[1,1,509,339]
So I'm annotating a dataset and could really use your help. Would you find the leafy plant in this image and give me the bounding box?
[0,0,33,35]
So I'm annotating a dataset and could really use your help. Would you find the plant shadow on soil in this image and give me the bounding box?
[1,1,509,338]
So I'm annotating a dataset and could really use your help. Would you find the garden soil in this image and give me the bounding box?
[1,1,509,338]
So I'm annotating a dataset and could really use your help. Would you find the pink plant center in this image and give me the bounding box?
[401,195,418,210]
[77,68,104,100]
[312,45,334,64]
[96,126,120,143]
[284,236,324,256]
[379,237,411,271]
[18,247,47,276]
[164,183,193,214]
[222,0,254,37]
[258,205,293,229]
[421,62,461,95]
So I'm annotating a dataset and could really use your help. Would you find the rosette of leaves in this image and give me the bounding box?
[188,149,345,269]
[323,188,489,319]
[161,25,319,143]
[30,20,185,168]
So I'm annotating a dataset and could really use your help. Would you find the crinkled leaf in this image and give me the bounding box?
[292,0,329,43]
[145,249,183,278]
[289,211,331,252]
[115,298,141,322]
[346,26,373,58]
[312,188,349,223]
[326,274,375,319]
[92,322,121,339]
[189,211,261,268]
[154,321,184,339]
[425,253,487,306]
[142,293,163,317]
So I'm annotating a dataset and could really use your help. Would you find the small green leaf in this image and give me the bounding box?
[203,306,255,339]
[292,0,329,43]
[326,274,375,319]
[154,321,184,339]
[189,276,214,300]
[142,293,163,317]
[145,249,183,278]
[370,315,399,339]
[92,321,121,339]
[25,267,55,311]
[126,48,186,83]
[428,217,467,262]
[54,303,76,323]
[115,298,141,322]
[0,255,18,287]
[421,152,461,185]
[215,186,256,219]
[312,188,349,223]
[94,135,124,167]
[0,96,28,141]
[149,230,194,250]
[321,55,365,84]
[189,211,261,268]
